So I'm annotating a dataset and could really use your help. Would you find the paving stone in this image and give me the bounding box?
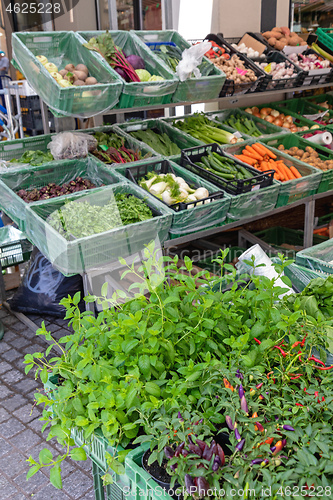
[62,469,94,499]
[27,418,45,436]
[1,370,24,384]
[0,308,9,318]
[0,361,12,375]
[2,348,22,363]
[45,323,61,333]
[3,331,19,342]
[13,378,39,395]
[0,474,21,497]
[0,407,10,423]
[80,489,95,499]
[22,345,44,356]
[20,328,37,340]
[0,418,25,439]
[7,495,27,500]
[9,337,31,350]
[0,450,28,478]
[0,342,11,354]
[31,482,72,499]
[13,404,39,424]
[2,316,22,328]
[2,394,28,412]
[10,429,42,454]
[0,386,13,401]
[14,470,49,495]
[0,437,12,456]
[10,321,28,332]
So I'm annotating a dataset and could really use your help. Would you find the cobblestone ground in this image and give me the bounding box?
[0,307,95,500]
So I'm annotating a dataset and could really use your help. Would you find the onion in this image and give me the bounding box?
[290,125,298,133]
[253,112,261,118]
[282,121,291,129]
[193,187,209,200]
[252,107,259,114]
[265,115,274,123]
[273,118,283,127]
[260,108,270,117]
[271,109,280,118]
[245,108,253,114]
[285,115,293,123]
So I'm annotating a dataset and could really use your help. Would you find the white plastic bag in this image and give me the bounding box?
[48,132,98,160]
[176,41,212,82]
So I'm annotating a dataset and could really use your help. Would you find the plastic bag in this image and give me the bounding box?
[8,248,84,316]
[48,132,98,160]
[176,41,212,82]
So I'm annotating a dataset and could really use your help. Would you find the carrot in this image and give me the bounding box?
[254,143,277,159]
[275,164,286,181]
[260,161,269,170]
[245,145,263,160]
[282,163,295,181]
[234,155,257,166]
[243,150,261,160]
[290,165,302,179]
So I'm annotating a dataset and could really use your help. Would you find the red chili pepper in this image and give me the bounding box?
[292,341,301,349]
[314,391,319,397]
[298,350,303,362]
[274,346,287,357]
[300,333,308,347]
[295,403,303,407]
[254,338,261,345]
[290,374,302,380]
[308,356,325,366]
[223,378,234,391]
[315,365,333,371]
[256,382,263,390]
[322,396,326,402]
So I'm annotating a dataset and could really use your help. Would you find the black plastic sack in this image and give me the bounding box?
[9,248,84,317]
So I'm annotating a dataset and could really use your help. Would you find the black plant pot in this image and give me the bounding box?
[142,449,183,500]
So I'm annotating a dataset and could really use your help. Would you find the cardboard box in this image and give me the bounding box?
[238,33,267,56]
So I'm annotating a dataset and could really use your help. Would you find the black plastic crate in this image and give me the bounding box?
[180,143,275,195]
[21,109,54,132]
[125,159,225,211]
[290,48,333,86]
[254,50,304,91]
[19,95,41,112]
[222,32,269,62]
[204,33,267,95]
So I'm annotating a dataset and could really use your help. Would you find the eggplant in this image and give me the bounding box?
[235,439,245,452]
[197,477,210,497]
[216,444,225,466]
[202,444,214,461]
[212,455,221,472]
[184,474,196,495]
[225,415,235,430]
[188,443,202,456]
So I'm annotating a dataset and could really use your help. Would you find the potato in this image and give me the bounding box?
[275,41,285,51]
[73,80,85,86]
[278,144,285,150]
[73,70,87,81]
[268,37,277,47]
[75,64,89,75]
[279,38,288,45]
[85,77,98,85]
[59,69,67,77]
[263,31,273,39]
[289,38,299,47]
[273,32,283,40]
[300,41,307,46]
[281,27,291,37]
[65,63,75,72]
[272,27,283,33]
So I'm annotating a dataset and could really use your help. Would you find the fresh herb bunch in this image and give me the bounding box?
[9,150,54,166]
[24,246,333,490]
[47,193,153,239]
[83,31,140,82]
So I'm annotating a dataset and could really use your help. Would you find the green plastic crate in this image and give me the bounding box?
[25,182,172,276]
[0,226,33,269]
[131,30,226,103]
[0,156,122,232]
[206,108,288,139]
[0,134,53,162]
[115,158,231,239]
[240,103,317,130]
[296,239,333,274]
[223,139,322,208]
[225,183,279,223]
[302,93,333,109]
[12,31,123,117]
[125,444,173,500]
[77,31,178,109]
[115,118,200,161]
[274,98,333,124]
[316,28,333,55]
[197,246,246,274]
[262,133,333,194]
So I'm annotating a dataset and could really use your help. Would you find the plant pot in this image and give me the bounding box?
[142,449,182,500]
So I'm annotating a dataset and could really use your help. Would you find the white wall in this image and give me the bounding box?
[54,0,97,31]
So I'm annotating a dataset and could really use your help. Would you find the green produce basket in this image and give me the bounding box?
[254,226,328,259]
[197,246,246,275]
[0,156,122,232]
[12,31,123,117]
[270,259,329,292]
[125,443,173,500]
[262,133,333,194]
[302,93,333,109]
[240,103,317,131]
[0,226,33,268]
[223,139,322,208]
[81,125,157,166]
[225,183,279,223]
[316,28,333,55]
[206,108,288,139]
[77,31,178,109]
[296,239,333,274]
[115,158,231,239]
[131,29,226,103]
[162,113,244,148]
[25,182,173,276]
[115,118,200,161]
[318,212,333,225]
[273,98,333,124]
[0,134,53,163]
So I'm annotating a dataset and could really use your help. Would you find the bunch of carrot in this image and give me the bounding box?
[234,142,302,182]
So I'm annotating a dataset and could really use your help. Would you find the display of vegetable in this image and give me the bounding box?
[204,40,230,61]
[262,27,306,51]
[212,54,257,84]
[92,131,148,164]
[244,106,312,133]
[16,177,97,203]
[149,43,215,77]
[312,42,333,64]
[173,113,242,145]
[256,60,297,80]
[289,52,330,72]
[303,129,333,150]
[9,150,54,166]
[129,129,181,156]
[223,113,264,137]
[193,151,255,182]
[233,142,303,182]
[48,193,153,240]
[83,31,164,83]
[308,99,332,110]
[139,172,211,207]
[231,42,265,60]
[36,57,99,87]
[277,144,333,172]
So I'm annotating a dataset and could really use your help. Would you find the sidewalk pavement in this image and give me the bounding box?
[0,307,95,500]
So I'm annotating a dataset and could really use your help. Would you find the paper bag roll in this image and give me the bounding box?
[306,132,332,146]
